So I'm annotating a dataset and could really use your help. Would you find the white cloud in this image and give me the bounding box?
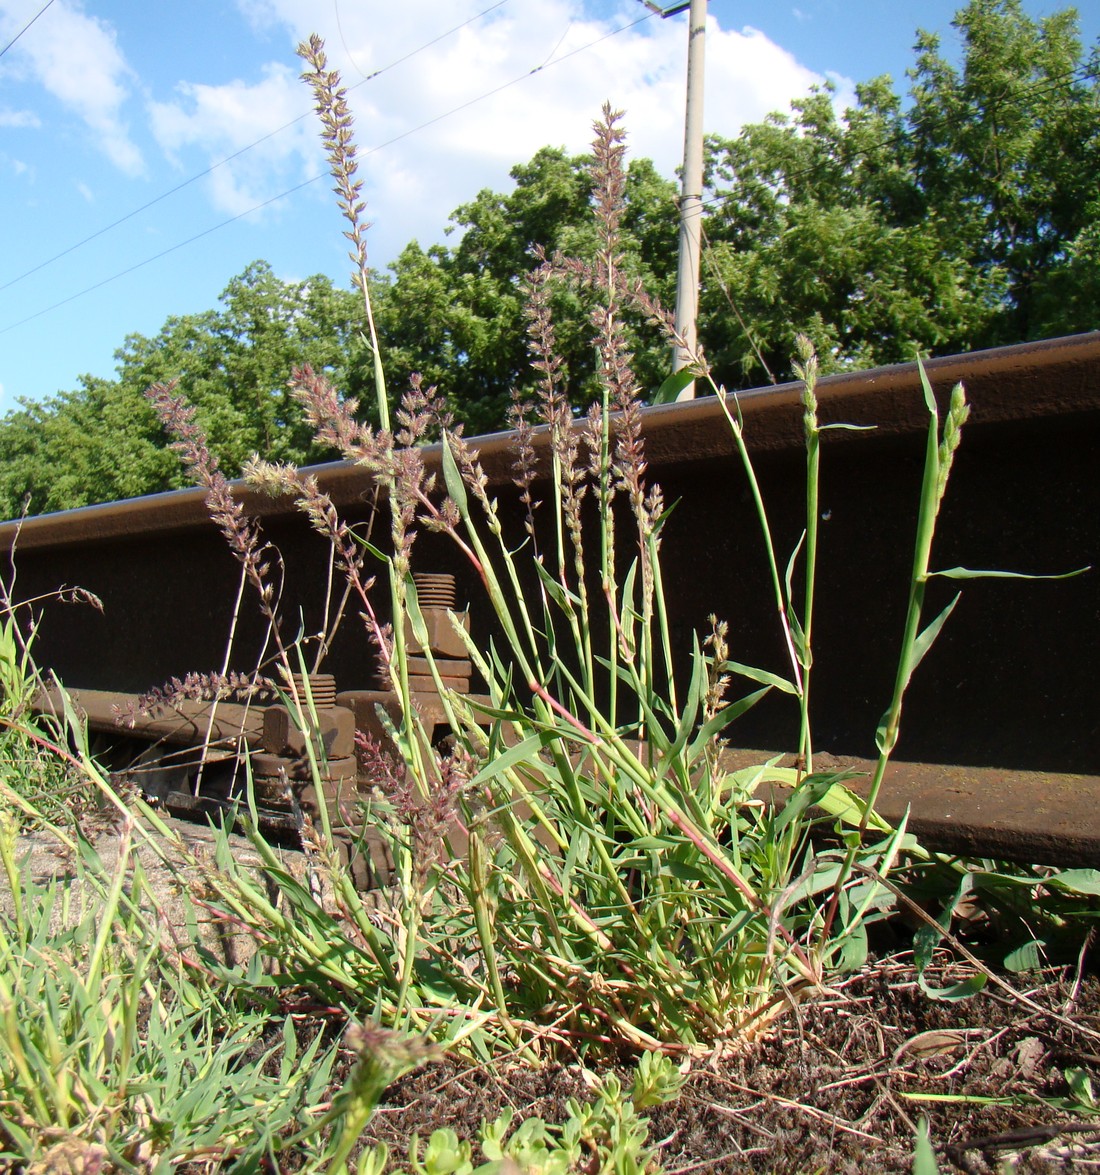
[76,181,93,202]
[0,0,143,174]
[150,1,853,261]
[0,108,40,128]
[149,62,319,219]
[2,155,31,182]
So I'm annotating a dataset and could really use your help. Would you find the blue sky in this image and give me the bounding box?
[1,0,1096,410]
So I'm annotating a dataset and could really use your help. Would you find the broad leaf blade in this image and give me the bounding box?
[441,431,469,516]
[919,971,987,1001]
[686,686,771,760]
[470,733,548,787]
[773,771,862,833]
[1047,868,1100,896]
[721,660,799,695]
[652,367,696,405]
[913,1117,940,1175]
[1004,940,1044,973]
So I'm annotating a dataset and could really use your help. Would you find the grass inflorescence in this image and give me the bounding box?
[142,58,940,1059]
[1,31,1093,1173]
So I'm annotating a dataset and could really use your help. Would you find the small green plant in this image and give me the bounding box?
[0,568,101,829]
[912,1116,940,1175]
[142,28,1087,1081]
[401,1052,683,1175]
[139,46,930,1061]
[0,807,339,1169]
[898,854,1100,983]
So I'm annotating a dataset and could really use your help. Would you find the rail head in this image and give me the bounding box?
[2,331,1097,553]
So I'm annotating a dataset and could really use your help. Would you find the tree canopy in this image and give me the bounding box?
[1,0,1096,518]
[374,146,678,436]
[0,262,370,517]
[699,0,1100,384]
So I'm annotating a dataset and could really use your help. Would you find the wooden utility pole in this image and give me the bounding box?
[638,0,707,397]
[673,0,707,395]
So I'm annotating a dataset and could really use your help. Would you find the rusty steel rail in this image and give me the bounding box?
[4,331,1098,551]
[4,333,1099,867]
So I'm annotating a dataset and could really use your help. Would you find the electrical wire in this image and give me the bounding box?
[537,19,574,71]
[0,180,320,336]
[0,6,658,338]
[12,6,1079,340]
[0,0,55,60]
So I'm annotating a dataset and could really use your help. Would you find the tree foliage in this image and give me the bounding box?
[700,0,1100,385]
[909,0,1100,344]
[0,263,369,518]
[374,146,678,436]
[1,0,1095,517]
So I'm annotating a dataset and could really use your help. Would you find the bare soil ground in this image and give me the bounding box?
[354,962,1100,1173]
[14,819,1100,1171]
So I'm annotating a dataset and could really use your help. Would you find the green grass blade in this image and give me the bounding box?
[929,564,1091,580]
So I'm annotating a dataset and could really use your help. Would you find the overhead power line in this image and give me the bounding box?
[0,0,509,296]
[0,7,658,339]
[0,0,55,60]
[0,182,321,336]
[3,5,1087,341]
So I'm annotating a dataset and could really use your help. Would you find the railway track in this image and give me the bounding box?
[3,332,1098,868]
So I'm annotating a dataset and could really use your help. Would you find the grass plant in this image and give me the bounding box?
[139,42,993,1061]
[0,806,341,1169]
[1,29,1091,1170]
[0,550,104,830]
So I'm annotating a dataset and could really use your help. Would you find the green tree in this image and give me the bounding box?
[0,263,369,518]
[701,0,1099,388]
[374,147,678,434]
[113,261,372,469]
[0,376,181,517]
[701,80,998,386]
[908,0,1100,344]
